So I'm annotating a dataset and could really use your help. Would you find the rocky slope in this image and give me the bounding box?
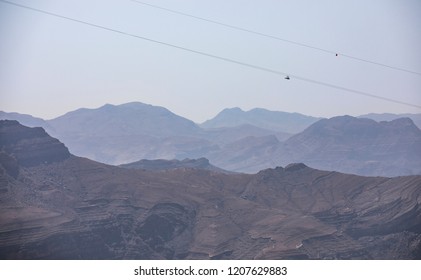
[0,120,70,167]
[1,121,420,259]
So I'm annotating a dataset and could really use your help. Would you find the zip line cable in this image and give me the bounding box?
[1,0,420,110]
[129,0,421,77]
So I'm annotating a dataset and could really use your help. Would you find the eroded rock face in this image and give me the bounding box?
[0,120,70,167]
[1,156,420,260]
[136,203,196,259]
[0,152,19,178]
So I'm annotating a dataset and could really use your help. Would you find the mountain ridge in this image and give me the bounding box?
[359,113,421,129]
[201,107,321,134]
[120,157,232,174]
[2,103,420,176]
[282,115,421,176]
[49,102,202,137]
[205,115,421,175]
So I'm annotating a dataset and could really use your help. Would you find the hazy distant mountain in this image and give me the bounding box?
[283,116,421,176]
[201,107,320,134]
[203,124,291,145]
[2,104,420,177]
[207,135,281,172]
[0,111,53,132]
[44,103,293,165]
[120,157,230,173]
[359,113,421,129]
[4,104,289,165]
[46,102,211,164]
[1,120,420,259]
[206,116,421,176]
[49,102,201,138]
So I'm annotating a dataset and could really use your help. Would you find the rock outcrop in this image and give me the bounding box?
[0,120,70,167]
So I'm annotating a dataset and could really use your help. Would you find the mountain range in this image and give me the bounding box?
[1,102,421,176]
[282,116,421,176]
[1,120,420,259]
[359,113,421,129]
[201,107,321,134]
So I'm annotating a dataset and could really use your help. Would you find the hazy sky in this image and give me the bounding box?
[1,0,421,122]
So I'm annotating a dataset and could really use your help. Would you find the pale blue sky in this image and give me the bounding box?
[1,0,420,122]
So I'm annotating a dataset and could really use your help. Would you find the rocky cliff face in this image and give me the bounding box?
[0,121,420,259]
[0,120,70,167]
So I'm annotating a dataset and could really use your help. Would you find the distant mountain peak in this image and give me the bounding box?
[100,103,114,108]
[285,163,308,172]
[385,117,418,128]
[0,111,53,131]
[224,107,244,112]
[358,113,421,130]
[306,115,419,133]
[284,115,421,176]
[98,102,166,112]
[48,102,201,140]
[201,107,320,134]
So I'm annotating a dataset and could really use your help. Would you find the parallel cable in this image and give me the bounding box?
[130,0,421,76]
[1,0,420,109]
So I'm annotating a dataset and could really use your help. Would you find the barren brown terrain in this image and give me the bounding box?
[1,120,420,259]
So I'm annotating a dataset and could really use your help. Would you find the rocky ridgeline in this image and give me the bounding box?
[0,120,70,167]
[120,157,230,173]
